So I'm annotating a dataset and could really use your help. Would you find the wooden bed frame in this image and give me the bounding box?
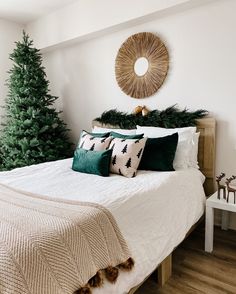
[93,117,216,293]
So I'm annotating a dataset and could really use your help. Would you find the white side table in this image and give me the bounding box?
[205,191,236,253]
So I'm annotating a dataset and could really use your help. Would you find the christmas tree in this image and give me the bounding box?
[90,143,95,151]
[0,31,72,170]
[112,155,117,165]
[121,144,128,154]
[80,141,85,149]
[137,148,143,159]
[125,158,132,168]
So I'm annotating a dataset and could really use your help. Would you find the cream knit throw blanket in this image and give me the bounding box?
[0,183,134,294]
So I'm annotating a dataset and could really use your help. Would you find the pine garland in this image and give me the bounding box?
[95,105,208,129]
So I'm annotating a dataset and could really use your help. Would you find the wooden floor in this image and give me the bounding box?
[136,226,236,294]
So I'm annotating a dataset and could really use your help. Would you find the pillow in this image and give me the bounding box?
[110,131,144,139]
[189,132,200,169]
[72,148,112,176]
[84,130,110,138]
[136,125,196,136]
[78,131,112,151]
[139,133,178,171]
[109,137,147,178]
[136,125,196,170]
[93,126,137,136]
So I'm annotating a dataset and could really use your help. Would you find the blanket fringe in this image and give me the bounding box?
[88,271,103,288]
[118,257,135,271]
[104,266,119,283]
[74,258,134,293]
[73,286,91,294]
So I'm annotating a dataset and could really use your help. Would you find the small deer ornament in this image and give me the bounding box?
[216,173,226,200]
[226,175,236,204]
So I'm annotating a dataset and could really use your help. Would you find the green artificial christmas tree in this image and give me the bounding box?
[0,31,72,170]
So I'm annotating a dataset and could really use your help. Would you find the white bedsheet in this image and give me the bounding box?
[0,159,206,294]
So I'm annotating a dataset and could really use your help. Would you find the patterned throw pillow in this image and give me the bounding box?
[78,131,112,151]
[109,137,147,178]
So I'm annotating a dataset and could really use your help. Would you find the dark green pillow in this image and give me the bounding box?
[110,131,144,139]
[83,130,110,137]
[72,148,112,176]
[139,133,178,171]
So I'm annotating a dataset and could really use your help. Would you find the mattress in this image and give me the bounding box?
[0,159,206,294]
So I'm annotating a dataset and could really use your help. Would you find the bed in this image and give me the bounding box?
[0,117,215,294]
[95,116,216,293]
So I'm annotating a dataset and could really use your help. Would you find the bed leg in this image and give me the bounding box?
[157,253,172,287]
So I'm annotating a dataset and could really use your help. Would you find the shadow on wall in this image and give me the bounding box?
[215,119,236,177]
[59,49,94,143]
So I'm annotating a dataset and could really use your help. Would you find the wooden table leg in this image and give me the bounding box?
[205,206,214,252]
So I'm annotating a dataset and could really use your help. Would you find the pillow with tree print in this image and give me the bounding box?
[109,137,147,178]
[78,131,112,151]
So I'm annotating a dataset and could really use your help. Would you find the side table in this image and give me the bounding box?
[205,191,235,252]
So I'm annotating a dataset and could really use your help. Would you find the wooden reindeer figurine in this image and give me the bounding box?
[226,175,236,204]
[216,172,226,199]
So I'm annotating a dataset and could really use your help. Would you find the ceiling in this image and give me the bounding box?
[0,0,79,24]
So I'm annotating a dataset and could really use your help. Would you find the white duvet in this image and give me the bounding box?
[0,159,206,294]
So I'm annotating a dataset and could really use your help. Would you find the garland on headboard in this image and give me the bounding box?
[95,105,208,129]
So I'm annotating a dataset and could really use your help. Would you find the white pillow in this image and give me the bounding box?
[136,125,196,137]
[136,126,196,170]
[189,132,200,169]
[93,126,136,136]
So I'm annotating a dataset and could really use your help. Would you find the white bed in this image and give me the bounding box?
[0,158,206,294]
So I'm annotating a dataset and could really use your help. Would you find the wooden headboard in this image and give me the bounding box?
[196,117,216,195]
[93,117,216,196]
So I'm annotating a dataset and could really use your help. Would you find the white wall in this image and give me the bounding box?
[26,0,198,51]
[0,19,23,117]
[42,0,236,226]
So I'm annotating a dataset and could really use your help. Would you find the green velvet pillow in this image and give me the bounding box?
[83,130,110,137]
[72,148,112,176]
[110,131,144,139]
[139,133,178,171]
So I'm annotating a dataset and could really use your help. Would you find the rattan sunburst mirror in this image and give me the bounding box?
[115,32,169,99]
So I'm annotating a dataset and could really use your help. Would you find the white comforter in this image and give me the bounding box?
[0,159,206,294]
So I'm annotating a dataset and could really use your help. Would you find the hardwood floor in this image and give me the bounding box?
[136,226,236,294]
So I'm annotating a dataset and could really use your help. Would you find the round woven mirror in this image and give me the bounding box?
[115,32,169,99]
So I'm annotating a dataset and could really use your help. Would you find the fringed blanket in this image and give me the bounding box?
[0,183,134,294]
